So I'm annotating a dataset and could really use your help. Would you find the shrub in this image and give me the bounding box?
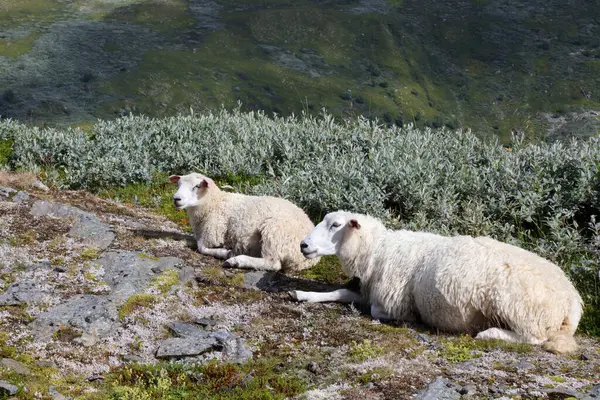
[0,109,598,332]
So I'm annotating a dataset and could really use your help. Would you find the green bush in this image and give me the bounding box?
[0,109,598,332]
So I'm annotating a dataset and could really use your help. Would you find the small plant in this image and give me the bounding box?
[80,247,100,260]
[349,339,384,362]
[118,294,158,320]
[53,325,82,342]
[150,269,180,294]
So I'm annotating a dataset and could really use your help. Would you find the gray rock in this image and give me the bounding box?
[168,322,210,339]
[0,380,18,396]
[0,358,31,375]
[193,318,217,327]
[30,200,86,219]
[12,191,29,204]
[515,359,535,371]
[542,387,580,398]
[365,382,375,389]
[213,330,253,364]
[97,251,182,302]
[69,213,114,250]
[584,384,600,399]
[122,354,143,363]
[31,180,50,192]
[73,330,99,347]
[155,337,219,359]
[307,361,320,374]
[178,266,195,285]
[49,386,70,400]
[416,333,432,344]
[0,281,50,306]
[29,200,115,250]
[0,186,17,199]
[32,295,118,340]
[243,271,275,290]
[415,377,460,400]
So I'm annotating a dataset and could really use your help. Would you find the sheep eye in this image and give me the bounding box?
[331,222,341,228]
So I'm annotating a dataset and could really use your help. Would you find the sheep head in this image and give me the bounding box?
[169,173,218,210]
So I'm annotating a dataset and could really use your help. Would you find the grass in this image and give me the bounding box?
[118,293,159,320]
[438,335,533,364]
[150,269,180,294]
[0,32,40,57]
[104,358,307,399]
[349,339,384,362]
[298,255,348,285]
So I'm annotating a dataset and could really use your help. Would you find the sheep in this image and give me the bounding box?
[290,211,583,354]
[169,173,319,272]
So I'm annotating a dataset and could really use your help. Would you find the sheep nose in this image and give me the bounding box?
[173,196,181,204]
[300,242,308,251]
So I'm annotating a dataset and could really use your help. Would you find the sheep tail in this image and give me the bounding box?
[542,295,582,354]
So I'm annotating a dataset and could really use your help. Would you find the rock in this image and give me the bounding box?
[37,360,56,368]
[0,358,31,375]
[193,318,217,328]
[243,271,276,290]
[414,377,460,400]
[0,380,18,396]
[416,333,432,344]
[307,361,320,374]
[0,281,51,306]
[122,354,143,363]
[69,213,114,250]
[0,186,17,199]
[155,337,219,359]
[49,386,70,400]
[97,251,182,301]
[365,382,375,389]
[213,330,252,364]
[458,384,477,396]
[542,387,580,398]
[168,322,211,339]
[178,266,195,285]
[12,191,29,204]
[515,359,535,371]
[585,384,600,399]
[29,200,115,250]
[31,180,50,192]
[73,330,98,347]
[87,374,104,382]
[32,295,118,340]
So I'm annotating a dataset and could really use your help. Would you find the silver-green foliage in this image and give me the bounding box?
[0,109,599,305]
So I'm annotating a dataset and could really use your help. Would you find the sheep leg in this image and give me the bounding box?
[197,240,231,260]
[475,327,545,345]
[288,289,362,303]
[223,255,282,271]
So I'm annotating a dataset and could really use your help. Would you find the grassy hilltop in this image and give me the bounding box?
[1,0,600,141]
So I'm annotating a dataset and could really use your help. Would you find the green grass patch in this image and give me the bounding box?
[103,0,196,33]
[79,247,100,260]
[349,339,384,362]
[0,32,40,57]
[105,358,306,399]
[0,139,14,165]
[298,255,347,285]
[150,268,180,294]
[438,334,532,364]
[118,293,158,320]
[52,325,82,342]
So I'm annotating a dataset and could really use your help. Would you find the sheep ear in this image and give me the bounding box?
[169,175,180,184]
[348,219,361,230]
[199,178,210,188]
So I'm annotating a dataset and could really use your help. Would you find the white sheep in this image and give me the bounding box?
[291,211,583,354]
[170,173,319,272]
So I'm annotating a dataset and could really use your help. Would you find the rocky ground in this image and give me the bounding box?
[0,171,599,399]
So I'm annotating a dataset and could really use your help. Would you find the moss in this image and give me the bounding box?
[549,376,567,383]
[0,32,40,57]
[138,253,160,261]
[80,247,100,260]
[298,255,347,285]
[349,339,384,362]
[150,268,180,294]
[104,0,196,33]
[118,293,158,320]
[52,325,82,342]
[104,358,306,399]
[355,367,394,385]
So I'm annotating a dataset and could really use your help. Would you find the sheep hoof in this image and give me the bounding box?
[223,258,237,268]
[288,290,299,301]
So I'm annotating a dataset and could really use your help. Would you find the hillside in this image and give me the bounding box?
[1,172,599,399]
[1,0,600,141]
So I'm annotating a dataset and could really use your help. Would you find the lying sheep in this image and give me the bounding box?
[170,173,319,272]
[291,211,583,354]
